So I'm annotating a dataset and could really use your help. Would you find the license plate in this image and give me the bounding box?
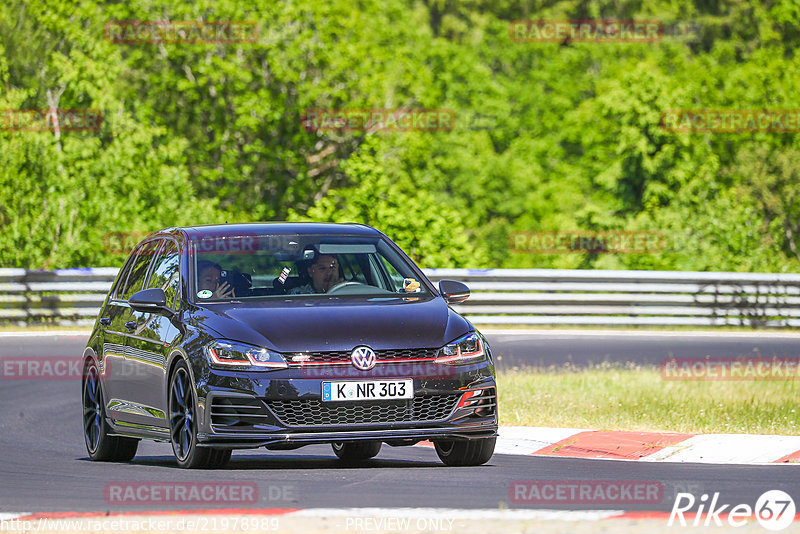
[321,379,413,401]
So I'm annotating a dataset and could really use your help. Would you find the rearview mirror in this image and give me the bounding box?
[438,280,470,304]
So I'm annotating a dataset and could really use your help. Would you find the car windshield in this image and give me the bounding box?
[189,233,428,301]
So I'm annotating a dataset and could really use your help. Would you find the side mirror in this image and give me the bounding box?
[438,279,470,304]
[129,288,169,314]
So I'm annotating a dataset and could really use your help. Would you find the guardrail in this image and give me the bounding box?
[2,268,800,328]
[426,269,800,327]
[0,268,118,326]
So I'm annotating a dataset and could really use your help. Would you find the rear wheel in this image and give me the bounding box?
[434,437,495,466]
[82,361,139,462]
[331,441,382,461]
[169,361,213,468]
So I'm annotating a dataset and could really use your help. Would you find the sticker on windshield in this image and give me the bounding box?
[403,278,421,293]
[197,290,213,299]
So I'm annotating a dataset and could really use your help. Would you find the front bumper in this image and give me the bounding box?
[197,420,498,448]
[194,360,498,449]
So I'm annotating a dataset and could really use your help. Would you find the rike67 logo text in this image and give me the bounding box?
[669,490,796,531]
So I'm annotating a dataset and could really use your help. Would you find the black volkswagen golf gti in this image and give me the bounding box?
[82,223,497,468]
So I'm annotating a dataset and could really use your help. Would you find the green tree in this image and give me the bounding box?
[290,137,486,268]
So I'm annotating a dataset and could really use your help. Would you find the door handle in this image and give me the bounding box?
[99,317,111,326]
[124,321,137,331]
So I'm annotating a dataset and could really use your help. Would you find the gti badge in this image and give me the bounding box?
[351,346,377,371]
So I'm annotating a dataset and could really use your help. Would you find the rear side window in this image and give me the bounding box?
[120,241,159,301]
[112,255,137,300]
[146,240,180,309]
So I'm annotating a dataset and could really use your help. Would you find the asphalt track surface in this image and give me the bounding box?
[1,331,799,514]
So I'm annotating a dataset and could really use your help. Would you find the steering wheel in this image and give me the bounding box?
[326,281,367,294]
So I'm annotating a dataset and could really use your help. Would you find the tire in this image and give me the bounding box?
[82,361,139,462]
[208,449,232,469]
[434,437,496,466]
[169,361,213,468]
[331,441,382,461]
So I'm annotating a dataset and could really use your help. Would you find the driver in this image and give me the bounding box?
[289,254,344,294]
[197,260,235,298]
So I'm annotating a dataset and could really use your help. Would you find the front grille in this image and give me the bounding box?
[210,396,271,428]
[286,348,438,365]
[266,394,461,427]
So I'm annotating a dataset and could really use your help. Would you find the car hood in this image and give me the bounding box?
[191,295,472,352]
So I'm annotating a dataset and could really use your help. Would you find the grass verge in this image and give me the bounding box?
[497,363,799,435]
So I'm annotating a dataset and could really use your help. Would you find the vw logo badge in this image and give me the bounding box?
[351,346,376,371]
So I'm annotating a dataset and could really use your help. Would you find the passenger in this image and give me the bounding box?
[197,260,235,298]
[289,254,344,294]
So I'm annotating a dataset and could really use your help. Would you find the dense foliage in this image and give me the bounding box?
[1,0,798,270]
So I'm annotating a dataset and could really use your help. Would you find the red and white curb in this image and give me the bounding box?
[420,426,800,464]
[0,508,671,523]
[4,508,798,525]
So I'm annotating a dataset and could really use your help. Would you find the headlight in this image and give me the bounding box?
[435,332,485,364]
[206,341,288,370]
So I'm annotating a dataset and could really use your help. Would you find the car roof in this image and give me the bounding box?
[153,222,380,240]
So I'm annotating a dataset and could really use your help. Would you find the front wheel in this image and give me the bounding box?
[82,361,138,462]
[331,441,382,461]
[169,361,214,468]
[434,437,495,466]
